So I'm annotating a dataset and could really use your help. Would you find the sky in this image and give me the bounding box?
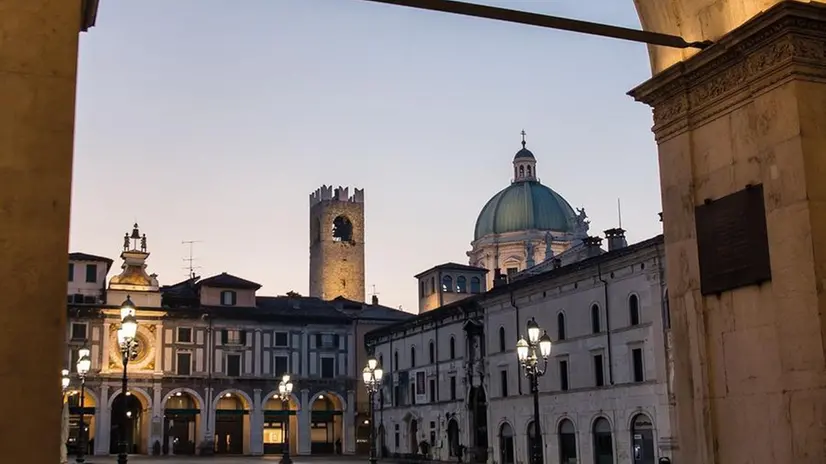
[70,0,661,313]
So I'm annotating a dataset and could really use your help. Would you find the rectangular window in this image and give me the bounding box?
[449,376,456,400]
[506,267,518,280]
[316,333,339,349]
[177,327,192,343]
[632,348,645,382]
[85,264,97,283]
[274,332,289,347]
[394,385,400,407]
[559,359,569,391]
[274,355,289,378]
[320,357,335,378]
[394,424,400,448]
[68,263,74,282]
[221,290,237,306]
[429,378,436,403]
[176,352,192,376]
[226,354,241,377]
[500,370,508,397]
[223,329,244,346]
[70,323,87,341]
[594,354,605,387]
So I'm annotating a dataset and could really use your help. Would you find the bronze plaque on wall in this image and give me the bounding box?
[695,184,772,295]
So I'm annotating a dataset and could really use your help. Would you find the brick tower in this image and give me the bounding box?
[308,185,365,302]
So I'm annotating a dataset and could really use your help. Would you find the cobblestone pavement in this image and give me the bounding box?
[82,456,368,463]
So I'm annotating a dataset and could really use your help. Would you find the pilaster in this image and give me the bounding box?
[298,389,311,455]
[629,3,826,464]
[95,385,110,455]
[250,388,263,455]
[154,322,163,375]
[344,389,356,454]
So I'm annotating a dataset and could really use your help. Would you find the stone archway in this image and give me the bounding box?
[161,389,204,456]
[308,392,346,455]
[261,390,301,456]
[108,389,153,455]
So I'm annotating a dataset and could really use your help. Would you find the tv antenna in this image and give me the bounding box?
[369,284,380,298]
[182,240,203,279]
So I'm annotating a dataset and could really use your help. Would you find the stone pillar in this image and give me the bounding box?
[344,389,356,454]
[150,384,163,453]
[202,386,213,447]
[628,3,826,464]
[95,385,110,455]
[0,1,82,462]
[298,389,311,455]
[250,389,263,455]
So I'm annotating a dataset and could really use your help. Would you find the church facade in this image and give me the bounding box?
[63,185,411,457]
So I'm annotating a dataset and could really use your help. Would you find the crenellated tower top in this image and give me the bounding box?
[309,185,365,207]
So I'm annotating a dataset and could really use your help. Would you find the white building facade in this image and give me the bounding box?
[367,234,676,464]
[64,224,409,457]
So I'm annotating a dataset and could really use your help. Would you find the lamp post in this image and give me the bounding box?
[75,347,92,463]
[117,296,139,464]
[277,374,294,464]
[62,369,71,395]
[516,317,553,464]
[362,356,384,464]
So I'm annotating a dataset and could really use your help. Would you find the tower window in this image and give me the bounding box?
[519,165,525,178]
[442,275,453,293]
[527,165,532,177]
[470,277,481,293]
[332,215,353,242]
[456,276,467,293]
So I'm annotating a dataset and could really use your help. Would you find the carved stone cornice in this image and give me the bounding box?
[629,1,826,142]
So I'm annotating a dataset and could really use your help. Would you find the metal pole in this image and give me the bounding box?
[281,397,292,464]
[531,371,541,464]
[117,354,129,464]
[368,390,377,464]
[76,377,87,464]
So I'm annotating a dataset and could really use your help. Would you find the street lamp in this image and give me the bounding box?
[75,346,91,463]
[362,356,384,464]
[61,369,70,394]
[117,296,139,464]
[277,374,294,464]
[516,317,553,464]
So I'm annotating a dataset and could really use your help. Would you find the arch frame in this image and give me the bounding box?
[496,418,515,436]
[106,386,153,410]
[590,414,614,433]
[555,415,577,433]
[161,387,206,410]
[308,390,347,411]
[66,388,101,407]
[627,409,657,431]
[261,390,302,410]
[212,388,254,411]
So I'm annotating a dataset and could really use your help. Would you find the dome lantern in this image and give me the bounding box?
[513,130,537,183]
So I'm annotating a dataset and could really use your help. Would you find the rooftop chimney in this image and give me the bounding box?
[604,228,628,252]
[371,294,379,306]
[583,236,604,258]
[552,258,562,269]
[493,269,508,288]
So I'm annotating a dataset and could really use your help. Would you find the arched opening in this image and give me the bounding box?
[66,390,96,457]
[499,423,515,464]
[442,275,453,292]
[456,275,467,293]
[631,414,656,464]
[498,326,506,352]
[527,165,532,178]
[163,391,201,455]
[629,294,640,326]
[593,417,614,464]
[331,215,353,242]
[558,419,577,464]
[394,351,399,370]
[429,340,435,364]
[449,337,456,359]
[263,393,298,455]
[109,391,150,455]
[410,346,416,367]
[408,418,419,453]
[447,419,459,457]
[214,391,250,455]
[527,420,543,463]
[468,387,488,461]
[310,393,344,454]
[591,304,601,333]
[519,165,525,178]
[470,276,481,293]
[557,312,566,340]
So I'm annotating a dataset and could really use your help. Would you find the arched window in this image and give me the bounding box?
[519,165,525,178]
[429,341,435,364]
[663,289,671,330]
[449,337,456,359]
[332,215,353,242]
[379,354,384,370]
[527,420,543,463]
[442,275,454,293]
[591,304,601,333]
[456,276,467,293]
[394,351,398,370]
[499,423,515,464]
[557,312,566,340]
[593,418,614,464]
[558,419,577,464]
[410,346,416,368]
[631,414,655,464]
[498,327,506,352]
[470,277,481,293]
[527,165,532,177]
[629,294,640,326]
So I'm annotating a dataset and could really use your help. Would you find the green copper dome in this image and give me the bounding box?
[474,181,577,240]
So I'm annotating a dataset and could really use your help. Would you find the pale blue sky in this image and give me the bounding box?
[70,0,661,313]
